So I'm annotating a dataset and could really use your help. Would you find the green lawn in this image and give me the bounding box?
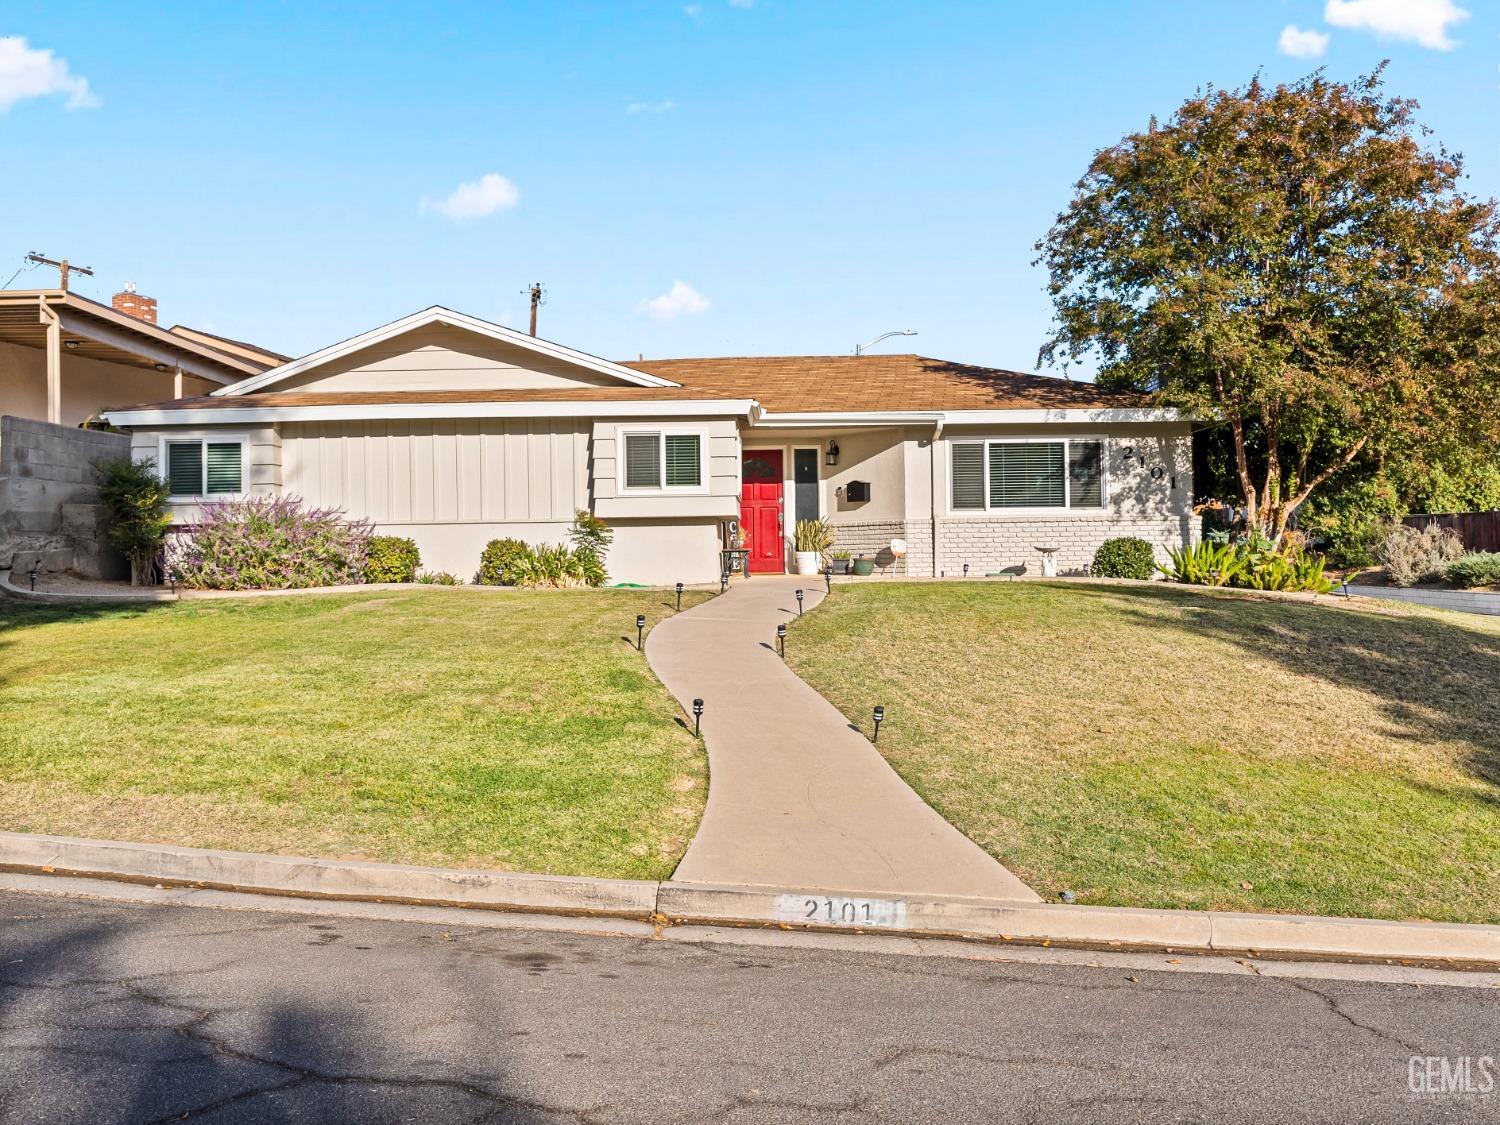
[787,581,1500,924]
[0,588,710,879]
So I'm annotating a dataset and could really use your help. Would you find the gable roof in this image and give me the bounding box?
[622,354,1143,414]
[167,324,291,368]
[216,305,681,396]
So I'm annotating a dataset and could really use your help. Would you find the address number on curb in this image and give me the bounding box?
[775,894,908,929]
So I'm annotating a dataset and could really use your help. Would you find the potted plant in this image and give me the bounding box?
[793,518,833,576]
[852,553,876,577]
[829,549,853,575]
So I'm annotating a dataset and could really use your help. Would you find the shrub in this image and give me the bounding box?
[1448,552,1500,589]
[1380,522,1463,587]
[364,535,421,583]
[1091,537,1156,580]
[168,496,372,590]
[477,538,534,585]
[570,509,612,584]
[793,518,833,556]
[1160,541,1246,587]
[93,457,172,586]
[1160,538,1331,593]
[416,570,461,585]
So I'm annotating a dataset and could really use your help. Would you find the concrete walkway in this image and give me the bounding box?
[647,575,1038,900]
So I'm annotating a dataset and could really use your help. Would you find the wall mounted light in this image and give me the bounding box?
[636,614,646,650]
[795,589,804,615]
[825,440,840,467]
[776,622,787,658]
[692,698,704,737]
[675,581,684,611]
[872,705,885,743]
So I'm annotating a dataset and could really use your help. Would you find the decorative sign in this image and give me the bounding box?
[775,893,909,929]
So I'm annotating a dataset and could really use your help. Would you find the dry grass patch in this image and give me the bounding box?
[787,581,1500,923]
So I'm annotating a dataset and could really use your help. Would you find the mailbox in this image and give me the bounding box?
[846,480,871,503]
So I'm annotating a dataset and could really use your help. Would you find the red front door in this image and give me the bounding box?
[740,450,785,574]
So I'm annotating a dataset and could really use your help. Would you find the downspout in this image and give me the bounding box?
[930,417,944,577]
[38,297,62,425]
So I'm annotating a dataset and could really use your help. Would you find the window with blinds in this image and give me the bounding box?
[990,442,1064,508]
[950,443,986,509]
[950,438,1106,510]
[1068,441,1103,508]
[165,440,243,497]
[624,433,661,488]
[664,434,701,487]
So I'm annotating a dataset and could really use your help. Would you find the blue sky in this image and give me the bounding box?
[2,1,1494,373]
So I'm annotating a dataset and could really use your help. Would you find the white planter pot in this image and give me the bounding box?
[794,551,822,576]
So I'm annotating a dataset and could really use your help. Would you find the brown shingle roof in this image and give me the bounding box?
[108,355,1138,415]
[627,355,1134,413]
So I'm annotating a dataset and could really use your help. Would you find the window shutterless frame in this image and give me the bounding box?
[618,428,708,493]
[947,437,1107,514]
[157,434,250,501]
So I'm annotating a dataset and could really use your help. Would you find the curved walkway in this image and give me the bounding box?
[647,575,1038,900]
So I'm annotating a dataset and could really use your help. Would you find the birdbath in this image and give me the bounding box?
[1033,545,1061,578]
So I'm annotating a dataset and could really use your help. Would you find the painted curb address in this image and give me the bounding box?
[4,833,1498,969]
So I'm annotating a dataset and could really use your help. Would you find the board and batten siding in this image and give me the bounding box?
[280,419,591,524]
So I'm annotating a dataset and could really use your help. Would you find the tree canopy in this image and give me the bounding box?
[1036,67,1500,540]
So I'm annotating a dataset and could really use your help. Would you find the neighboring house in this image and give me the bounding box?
[0,287,285,427]
[101,306,1194,584]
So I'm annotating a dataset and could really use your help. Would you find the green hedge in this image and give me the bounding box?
[1448,552,1500,589]
[364,535,421,583]
[1091,537,1157,580]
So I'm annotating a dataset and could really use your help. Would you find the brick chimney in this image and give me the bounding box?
[111,281,158,325]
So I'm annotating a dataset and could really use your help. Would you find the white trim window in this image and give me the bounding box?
[621,429,705,491]
[950,438,1105,512]
[160,436,247,499]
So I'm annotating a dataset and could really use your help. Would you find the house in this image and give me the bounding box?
[100,306,1194,584]
[0,286,284,427]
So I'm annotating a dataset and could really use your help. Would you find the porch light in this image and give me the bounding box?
[776,622,787,658]
[153,363,168,371]
[64,339,80,350]
[636,614,646,650]
[872,705,885,743]
[675,581,684,611]
[825,440,840,467]
[795,589,804,615]
[692,698,704,737]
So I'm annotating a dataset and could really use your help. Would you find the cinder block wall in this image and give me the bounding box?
[0,416,132,578]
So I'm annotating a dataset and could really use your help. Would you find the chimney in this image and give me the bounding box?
[111,281,158,325]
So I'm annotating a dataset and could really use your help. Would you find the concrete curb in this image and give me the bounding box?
[4,833,1498,969]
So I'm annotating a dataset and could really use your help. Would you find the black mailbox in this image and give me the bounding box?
[846,480,871,502]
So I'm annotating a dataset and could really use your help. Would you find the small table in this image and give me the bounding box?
[721,548,751,580]
[1033,545,1061,578]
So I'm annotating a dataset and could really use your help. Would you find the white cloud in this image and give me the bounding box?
[0,36,98,113]
[1278,25,1330,58]
[640,281,711,321]
[626,99,675,114]
[421,172,520,222]
[1324,0,1469,50]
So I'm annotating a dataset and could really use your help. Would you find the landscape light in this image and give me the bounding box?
[872,705,885,743]
[795,588,804,615]
[720,568,729,594]
[692,698,704,737]
[824,567,832,594]
[963,563,970,578]
[776,622,787,658]
[675,581,684,611]
[29,565,39,591]
[636,614,646,650]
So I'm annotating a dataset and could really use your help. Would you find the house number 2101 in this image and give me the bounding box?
[775,894,908,929]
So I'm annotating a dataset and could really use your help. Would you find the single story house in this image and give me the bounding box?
[101,306,1194,584]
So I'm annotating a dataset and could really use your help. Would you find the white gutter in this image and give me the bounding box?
[101,398,760,428]
[755,407,1185,427]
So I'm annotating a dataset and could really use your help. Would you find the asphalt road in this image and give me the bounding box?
[1,890,1497,1124]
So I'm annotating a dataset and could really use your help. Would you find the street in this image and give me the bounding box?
[1,886,1496,1124]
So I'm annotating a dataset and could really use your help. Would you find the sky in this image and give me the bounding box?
[2,1,1495,374]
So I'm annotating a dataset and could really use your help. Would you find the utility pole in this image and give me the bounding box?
[26,252,94,292]
[526,282,546,337]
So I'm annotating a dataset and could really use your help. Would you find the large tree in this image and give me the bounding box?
[1036,68,1500,541]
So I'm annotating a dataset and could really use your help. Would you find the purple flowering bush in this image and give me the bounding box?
[168,496,373,590]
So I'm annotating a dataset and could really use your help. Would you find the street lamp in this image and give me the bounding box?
[854,330,917,356]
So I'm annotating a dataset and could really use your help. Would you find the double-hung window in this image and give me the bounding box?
[950,439,1105,511]
[622,431,703,490]
[163,438,245,498]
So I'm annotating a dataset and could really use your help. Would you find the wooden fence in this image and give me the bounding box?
[1404,512,1500,553]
